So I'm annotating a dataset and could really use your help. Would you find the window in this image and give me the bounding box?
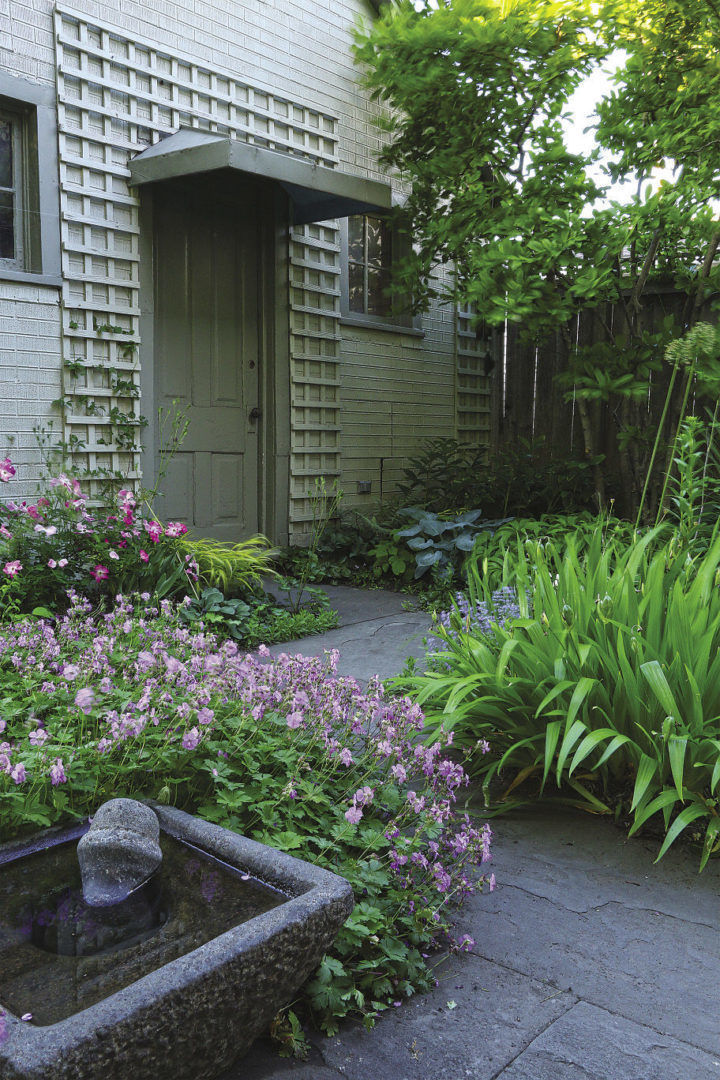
[348,214,393,318]
[341,214,420,333]
[0,73,61,284]
[0,109,25,268]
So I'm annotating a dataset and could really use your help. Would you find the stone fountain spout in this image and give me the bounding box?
[77,798,162,907]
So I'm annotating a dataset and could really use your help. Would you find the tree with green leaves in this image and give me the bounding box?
[354,0,720,516]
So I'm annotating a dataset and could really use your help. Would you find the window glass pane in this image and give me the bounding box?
[0,190,14,259]
[367,267,391,317]
[366,216,385,267]
[348,216,364,263]
[0,119,12,190]
[348,261,365,313]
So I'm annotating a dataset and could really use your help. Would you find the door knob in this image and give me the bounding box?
[249,407,261,422]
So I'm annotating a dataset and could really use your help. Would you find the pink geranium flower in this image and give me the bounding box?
[145,521,163,543]
[165,521,188,538]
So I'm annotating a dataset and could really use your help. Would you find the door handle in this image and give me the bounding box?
[249,407,262,422]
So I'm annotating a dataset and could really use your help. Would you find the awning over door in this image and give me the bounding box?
[129,129,393,225]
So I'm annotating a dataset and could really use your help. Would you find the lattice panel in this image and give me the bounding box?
[54,5,339,499]
[288,221,342,535]
[457,302,493,445]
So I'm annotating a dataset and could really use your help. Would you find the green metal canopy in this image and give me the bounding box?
[129,129,392,225]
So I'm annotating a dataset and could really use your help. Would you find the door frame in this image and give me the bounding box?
[138,181,290,545]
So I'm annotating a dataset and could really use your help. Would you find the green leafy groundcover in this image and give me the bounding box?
[0,594,492,1036]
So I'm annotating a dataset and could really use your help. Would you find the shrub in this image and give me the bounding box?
[0,595,493,1032]
[400,523,720,869]
[398,437,601,517]
[0,460,273,613]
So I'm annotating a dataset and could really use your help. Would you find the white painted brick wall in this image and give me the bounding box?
[0,283,63,499]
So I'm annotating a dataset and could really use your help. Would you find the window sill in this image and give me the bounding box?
[0,268,63,288]
[340,314,425,338]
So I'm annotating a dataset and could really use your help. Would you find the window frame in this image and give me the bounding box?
[339,214,423,336]
[0,72,61,286]
[0,106,26,270]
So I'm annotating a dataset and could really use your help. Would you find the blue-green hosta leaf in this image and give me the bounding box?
[454,532,477,551]
[415,549,442,567]
[396,524,422,539]
[406,536,433,550]
[455,509,484,525]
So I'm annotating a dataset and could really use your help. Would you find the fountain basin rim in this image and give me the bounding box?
[0,805,354,1080]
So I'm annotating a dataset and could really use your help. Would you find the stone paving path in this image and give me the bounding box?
[220,587,720,1080]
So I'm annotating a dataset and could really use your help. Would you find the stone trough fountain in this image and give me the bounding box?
[0,799,354,1080]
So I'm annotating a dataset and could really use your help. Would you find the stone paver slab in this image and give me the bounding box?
[496,1000,720,1080]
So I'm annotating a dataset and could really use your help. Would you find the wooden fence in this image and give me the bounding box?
[490,288,716,512]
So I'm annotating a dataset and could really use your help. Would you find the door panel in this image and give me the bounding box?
[153,185,260,540]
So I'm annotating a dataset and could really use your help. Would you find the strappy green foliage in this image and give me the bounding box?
[178,535,276,594]
[399,524,720,868]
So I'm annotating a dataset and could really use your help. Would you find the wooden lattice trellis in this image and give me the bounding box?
[54,5,342,531]
[456,301,493,445]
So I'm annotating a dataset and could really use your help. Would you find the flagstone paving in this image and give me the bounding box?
[221,587,720,1080]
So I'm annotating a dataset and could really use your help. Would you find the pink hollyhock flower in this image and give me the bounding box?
[34,524,57,536]
[50,758,67,785]
[74,687,95,714]
[145,521,163,543]
[58,558,68,568]
[3,560,21,577]
[47,559,57,568]
[0,457,15,483]
[0,525,11,540]
[139,549,149,562]
[117,488,136,510]
[108,550,120,560]
[26,506,39,520]
[49,473,73,490]
[90,564,109,581]
[165,521,188,538]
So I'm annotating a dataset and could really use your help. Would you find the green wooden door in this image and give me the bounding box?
[153,185,261,540]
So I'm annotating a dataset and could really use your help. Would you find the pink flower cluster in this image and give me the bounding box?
[0,459,194,594]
